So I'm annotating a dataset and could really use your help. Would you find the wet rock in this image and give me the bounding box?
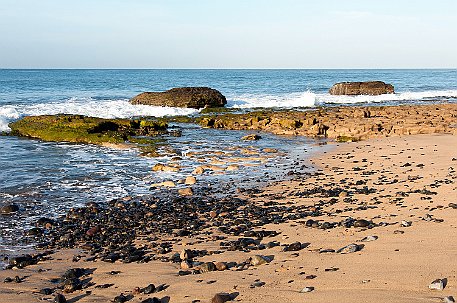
[152,163,180,172]
[0,203,19,214]
[211,293,232,303]
[185,176,197,185]
[329,81,394,96]
[26,227,43,236]
[337,243,363,254]
[130,87,227,109]
[242,134,261,141]
[429,278,446,290]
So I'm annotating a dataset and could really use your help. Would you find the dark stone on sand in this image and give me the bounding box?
[142,283,156,294]
[0,203,19,214]
[130,87,227,109]
[114,294,128,303]
[283,242,304,252]
[54,293,67,303]
[353,219,371,228]
[329,81,394,95]
[211,293,232,303]
[40,287,54,295]
[337,243,363,254]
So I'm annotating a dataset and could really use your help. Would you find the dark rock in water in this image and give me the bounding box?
[241,134,261,141]
[329,81,394,96]
[36,217,55,228]
[0,203,19,214]
[26,227,43,236]
[130,87,227,109]
[211,293,232,303]
[54,293,67,303]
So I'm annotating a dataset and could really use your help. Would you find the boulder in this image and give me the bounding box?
[329,81,394,95]
[130,87,227,109]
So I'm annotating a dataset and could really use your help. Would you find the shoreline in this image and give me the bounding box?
[2,133,457,302]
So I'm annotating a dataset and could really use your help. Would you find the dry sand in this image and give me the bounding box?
[1,134,457,303]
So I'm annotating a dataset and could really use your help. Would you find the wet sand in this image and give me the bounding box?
[1,134,457,303]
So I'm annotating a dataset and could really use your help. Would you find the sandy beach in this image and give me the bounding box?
[1,133,456,303]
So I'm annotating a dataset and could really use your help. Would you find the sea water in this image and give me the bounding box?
[0,69,456,252]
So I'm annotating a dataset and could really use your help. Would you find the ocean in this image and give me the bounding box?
[0,69,456,252]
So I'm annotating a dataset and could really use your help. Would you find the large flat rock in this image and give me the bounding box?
[329,81,394,95]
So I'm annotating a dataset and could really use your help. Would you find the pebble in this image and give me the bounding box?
[178,187,193,196]
[401,220,412,227]
[353,219,371,228]
[143,283,156,294]
[241,134,261,141]
[114,294,128,303]
[361,235,378,242]
[300,286,315,293]
[250,281,265,288]
[429,278,446,290]
[199,262,216,273]
[215,261,228,271]
[211,293,232,303]
[54,294,67,303]
[444,296,456,303]
[250,255,272,266]
[337,243,362,254]
[185,176,197,185]
[283,241,303,252]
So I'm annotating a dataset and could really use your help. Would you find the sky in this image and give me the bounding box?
[0,0,456,68]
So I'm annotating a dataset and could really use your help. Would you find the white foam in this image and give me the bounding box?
[317,90,457,105]
[228,91,316,108]
[0,98,199,132]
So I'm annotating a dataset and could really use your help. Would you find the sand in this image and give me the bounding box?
[1,134,457,303]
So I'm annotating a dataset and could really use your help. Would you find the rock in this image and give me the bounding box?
[192,166,205,175]
[443,296,455,303]
[354,219,371,228]
[180,260,192,269]
[250,255,272,266]
[250,281,265,287]
[199,262,216,273]
[300,286,315,293]
[429,278,446,290]
[185,176,197,185]
[85,226,100,237]
[40,288,53,295]
[401,220,412,227]
[152,163,180,172]
[337,243,362,254]
[215,262,228,271]
[114,294,128,303]
[211,293,232,303]
[178,187,193,196]
[329,81,394,96]
[226,164,239,171]
[54,294,67,303]
[150,181,176,188]
[283,242,304,252]
[242,134,261,141]
[130,87,227,109]
[361,235,378,242]
[0,203,19,214]
[180,249,193,260]
[449,203,457,209]
[142,283,156,294]
[26,227,43,236]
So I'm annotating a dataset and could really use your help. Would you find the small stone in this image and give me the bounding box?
[300,286,315,293]
[250,255,272,266]
[443,296,455,303]
[215,262,228,271]
[181,260,192,269]
[449,203,457,209]
[337,243,362,254]
[429,278,446,290]
[199,262,216,273]
[180,249,193,260]
[142,284,156,294]
[250,281,265,288]
[401,220,412,227]
[3,277,13,283]
[211,293,232,303]
[54,294,67,303]
[339,191,348,198]
[40,288,53,295]
[361,235,378,242]
[114,294,128,303]
[192,166,205,175]
[354,219,371,228]
[283,242,303,252]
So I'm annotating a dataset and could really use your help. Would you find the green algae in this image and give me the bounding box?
[8,115,171,156]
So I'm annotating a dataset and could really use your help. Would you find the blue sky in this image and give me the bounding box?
[0,0,456,68]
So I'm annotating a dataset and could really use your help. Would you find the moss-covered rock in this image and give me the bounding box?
[8,115,171,156]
